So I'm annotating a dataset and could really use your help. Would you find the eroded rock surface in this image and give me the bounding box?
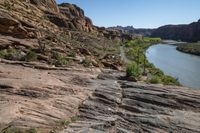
[0,62,100,132]
[62,71,200,133]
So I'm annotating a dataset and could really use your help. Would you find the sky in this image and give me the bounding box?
[56,0,200,28]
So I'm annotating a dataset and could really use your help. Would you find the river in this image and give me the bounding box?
[146,44,200,89]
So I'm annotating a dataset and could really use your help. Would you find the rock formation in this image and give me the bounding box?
[0,0,128,69]
[61,71,200,133]
[151,20,200,42]
[30,0,59,13]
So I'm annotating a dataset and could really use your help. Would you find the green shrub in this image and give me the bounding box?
[126,62,141,78]
[61,120,71,126]
[24,51,38,62]
[0,49,22,60]
[2,127,37,133]
[148,76,161,84]
[60,116,79,126]
[162,75,179,85]
[0,50,7,58]
[68,52,76,57]
[82,59,92,67]
[53,52,68,66]
[2,127,21,133]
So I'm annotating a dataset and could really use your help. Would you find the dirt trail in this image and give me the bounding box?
[120,46,131,64]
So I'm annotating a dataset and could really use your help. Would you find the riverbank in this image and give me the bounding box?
[176,42,200,56]
[123,38,180,85]
[146,44,200,89]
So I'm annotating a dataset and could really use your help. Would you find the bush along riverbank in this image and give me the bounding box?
[176,42,200,56]
[124,37,180,85]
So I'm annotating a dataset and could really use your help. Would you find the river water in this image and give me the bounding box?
[146,44,200,89]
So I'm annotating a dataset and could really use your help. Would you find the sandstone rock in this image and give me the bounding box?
[30,0,59,13]
[62,71,200,133]
[0,62,99,132]
[0,12,27,38]
[59,3,95,33]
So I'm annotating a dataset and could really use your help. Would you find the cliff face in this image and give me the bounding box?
[0,0,126,70]
[58,3,95,32]
[151,20,200,42]
[0,0,98,38]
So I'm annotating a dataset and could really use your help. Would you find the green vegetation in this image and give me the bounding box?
[68,52,76,57]
[24,50,38,62]
[0,49,21,60]
[148,76,161,84]
[52,52,68,66]
[2,127,37,133]
[125,37,161,48]
[82,58,93,67]
[162,75,180,85]
[126,62,141,79]
[0,49,8,58]
[176,42,200,56]
[125,37,180,85]
[143,37,161,43]
[60,116,79,126]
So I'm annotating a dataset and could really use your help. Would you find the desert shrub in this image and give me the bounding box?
[0,49,24,60]
[148,76,161,84]
[126,62,141,78]
[24,51,38,62]
[162,75,180,85]
[68,52,76,57]
[0,50,7,58]
[149,67,164,77]
[82,58,93,67]
[2,127,37,133]
[53,52,68,66]
[60,116,79,126]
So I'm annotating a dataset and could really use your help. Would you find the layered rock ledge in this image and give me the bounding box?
[62,71,200,133]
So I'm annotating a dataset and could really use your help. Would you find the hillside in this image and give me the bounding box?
[0,0,132,70]
[151,19,200,42]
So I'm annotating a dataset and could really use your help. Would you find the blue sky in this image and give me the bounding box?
[56,0,200,28]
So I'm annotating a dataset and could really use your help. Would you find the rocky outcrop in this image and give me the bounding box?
[151,19,200,42]
[0,12,28,38]
[0,61,100,132]
[1,62,200,133]
[58,3,96,33]
[61,71,200,133]
[30,0,59,13]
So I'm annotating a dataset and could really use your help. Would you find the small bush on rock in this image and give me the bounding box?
[24,51,38,62]
[52,52,68,66]
[126,62,141,78]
